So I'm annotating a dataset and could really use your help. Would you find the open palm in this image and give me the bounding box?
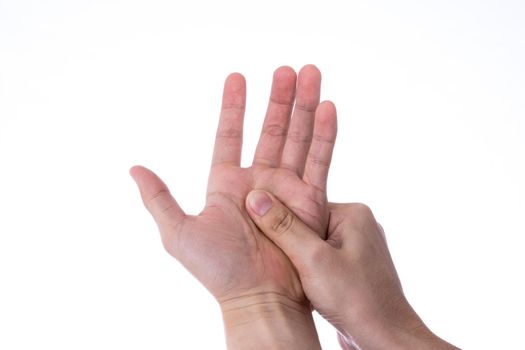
[131,65,337,305]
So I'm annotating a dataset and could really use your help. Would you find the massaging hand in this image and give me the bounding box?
[246,191,460,350]
[130,65,337,348]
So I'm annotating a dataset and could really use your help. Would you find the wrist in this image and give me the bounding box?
[339,305,459,350]
[377,323,460,350]
[220,291,321,350]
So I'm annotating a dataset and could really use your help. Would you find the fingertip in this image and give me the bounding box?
[296,64,322,106]
[222,72,246,108]
[129,164,155,179]
[225,72,246,86]
[269,66,297,106]
[319,100,336,114]
[273,65,297,81]
[129,164,142,176]
[316,101,338,132]
[129,165,146,183]
[299,64,322,80]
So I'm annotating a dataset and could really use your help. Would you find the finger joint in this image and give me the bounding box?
[272,210,294,236]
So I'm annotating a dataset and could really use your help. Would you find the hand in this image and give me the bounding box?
[130,65,337,348]
[245,191,460,350]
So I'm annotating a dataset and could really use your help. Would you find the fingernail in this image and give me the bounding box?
[248,191,273,216]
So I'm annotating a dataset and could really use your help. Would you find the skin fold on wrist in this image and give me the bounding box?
[220,291,321,350]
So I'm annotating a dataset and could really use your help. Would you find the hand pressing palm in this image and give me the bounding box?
[130,65,337,307]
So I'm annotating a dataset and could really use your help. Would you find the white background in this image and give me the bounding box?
[1,1,524,349]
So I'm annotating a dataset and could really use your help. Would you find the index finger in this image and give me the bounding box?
[211,72,246,167]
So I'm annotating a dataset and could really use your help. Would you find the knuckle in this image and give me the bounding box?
[216,127,242,139]
[307,152,330,168]
[222,102,245,110]
[294,101,317,113]
[347,202,380,233]
[352,202,374,217]
[148,188,170,202]
[312,133,336,145]
[272,209,294,236]
[270,96,294,107]
[147,189,177,217]
[287,130,312,144]
[146,189,169,211]
[263,123,288,137]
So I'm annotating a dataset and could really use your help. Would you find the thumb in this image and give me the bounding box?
[129,165,185,228]
[245,190,325,271]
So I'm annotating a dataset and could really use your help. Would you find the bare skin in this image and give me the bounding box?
[246,190,461,350]
[130,65,337,349]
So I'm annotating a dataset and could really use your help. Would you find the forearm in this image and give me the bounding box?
[221,292,322,350]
